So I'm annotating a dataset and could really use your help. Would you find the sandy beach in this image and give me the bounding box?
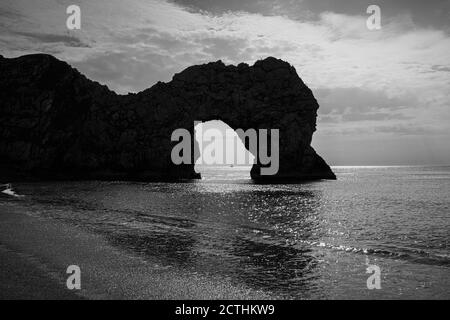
[0,204,271,300]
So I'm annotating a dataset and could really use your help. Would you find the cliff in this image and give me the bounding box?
[0,54,335,181]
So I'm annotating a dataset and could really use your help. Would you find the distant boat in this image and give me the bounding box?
[1,183,23,197]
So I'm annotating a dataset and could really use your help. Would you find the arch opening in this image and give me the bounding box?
[194,120,255,180]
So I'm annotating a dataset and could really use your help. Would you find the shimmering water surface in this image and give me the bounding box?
[1,166,449,299]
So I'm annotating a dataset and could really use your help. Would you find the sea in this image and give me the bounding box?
[1,165,449,299]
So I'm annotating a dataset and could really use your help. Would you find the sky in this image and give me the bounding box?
[1,0,449,165]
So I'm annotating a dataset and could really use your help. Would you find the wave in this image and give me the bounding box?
[291,238,450,267]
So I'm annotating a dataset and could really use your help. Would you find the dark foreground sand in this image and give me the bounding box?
[0,204,271,300]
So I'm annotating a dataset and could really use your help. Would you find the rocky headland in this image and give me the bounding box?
[0,54,335,181]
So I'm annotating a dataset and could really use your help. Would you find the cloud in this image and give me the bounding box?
[374,124,449,136]
[314,87,417,115]
[2,1,449,94]
[169,0,315,20]
[75,50,191,93]
[200,37,251,62]
[13,31,90,47]
[342,112,411,122]
[0,7,23,19]
[431,64,450,72]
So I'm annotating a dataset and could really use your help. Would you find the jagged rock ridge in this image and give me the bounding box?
[0,54,335,181]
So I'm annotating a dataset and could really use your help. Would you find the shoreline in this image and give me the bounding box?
[0,204,272,300]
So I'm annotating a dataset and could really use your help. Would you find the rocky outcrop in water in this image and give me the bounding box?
[0,54,335,181]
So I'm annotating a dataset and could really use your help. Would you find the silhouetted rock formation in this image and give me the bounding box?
[0,54,335,181]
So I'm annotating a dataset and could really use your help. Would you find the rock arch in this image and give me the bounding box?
[0,54,335,181]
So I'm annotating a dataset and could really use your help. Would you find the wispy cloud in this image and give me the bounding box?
[431,64,450,72]
[13,31,90,47]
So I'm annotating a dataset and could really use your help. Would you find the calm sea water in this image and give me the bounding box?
[1,166,449,299]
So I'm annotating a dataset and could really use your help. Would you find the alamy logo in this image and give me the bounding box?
[171,121,279,175]
[66,5,81,30]
[366,257,381,290]
[66,265,81,290]
[366,5,381,30]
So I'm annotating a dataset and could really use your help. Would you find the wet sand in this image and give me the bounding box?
[0,246,84,300]
[0,204,271,300]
